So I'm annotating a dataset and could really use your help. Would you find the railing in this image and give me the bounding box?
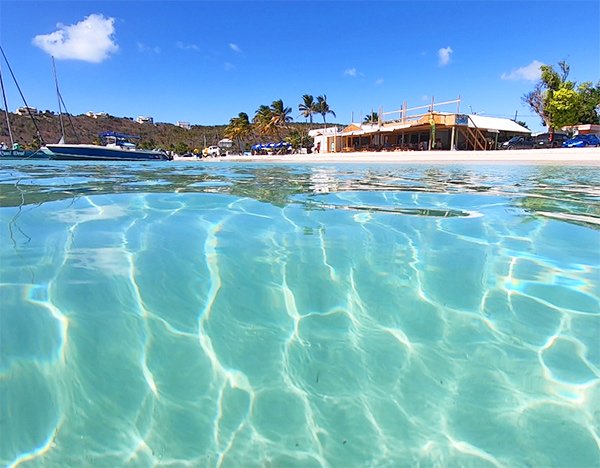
[381,97,461,124]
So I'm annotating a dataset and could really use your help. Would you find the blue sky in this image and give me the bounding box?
[1,1,598,131]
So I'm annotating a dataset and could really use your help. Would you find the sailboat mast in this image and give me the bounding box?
[52,56,66,143]
[0,45,44,145]
[0,65,15,147]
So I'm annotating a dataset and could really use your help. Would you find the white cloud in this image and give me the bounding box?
[438,46,453,66]
[224,62,235,71]
[176,41,199,51]
[137,42,160,54]
[32,14,118,63]
[229,43,242,53]
[344,68,358,77]
[501,60,544,81]
[375,78,384,85]
[421,94,429,102]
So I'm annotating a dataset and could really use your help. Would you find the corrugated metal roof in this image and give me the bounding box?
[467,115,530,133]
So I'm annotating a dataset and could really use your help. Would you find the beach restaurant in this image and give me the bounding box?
[310,98,531,153]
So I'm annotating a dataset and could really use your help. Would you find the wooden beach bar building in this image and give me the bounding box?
[310,98,531,153]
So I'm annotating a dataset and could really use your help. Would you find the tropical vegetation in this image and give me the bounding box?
[285,129,313,151]
[315,95,336,127]
[224,112,253,152]
[222,94,335,152]
[251,100,293,140]
[523,60,600,130]
[364,111,379,124]
[298,94,317,126]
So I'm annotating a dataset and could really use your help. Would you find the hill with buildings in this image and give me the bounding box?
[1,111,231,153]
[0,111,319,153]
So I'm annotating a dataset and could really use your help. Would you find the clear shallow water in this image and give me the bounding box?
[1,160,599,467]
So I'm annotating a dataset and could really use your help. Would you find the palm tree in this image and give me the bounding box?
[270,99,293,139]
[363,111,379,124]
[298,94,317,127]
[253,104,274,138]
[225,112,252,152]
[316,95,336,128]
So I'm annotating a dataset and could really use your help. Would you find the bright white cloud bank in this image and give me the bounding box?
[501,60,544,81]
[32,14,118,63]
[438,46,453,66]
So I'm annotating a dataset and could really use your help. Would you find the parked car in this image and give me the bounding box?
[562,134,600,148]
[534,132,569,148]
[501,135,535,150]
[207,145,221,157]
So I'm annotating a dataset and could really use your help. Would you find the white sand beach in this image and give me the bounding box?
[216,147,600,165]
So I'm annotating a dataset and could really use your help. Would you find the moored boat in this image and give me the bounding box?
[43,132,171,161]
[0,146,48,160]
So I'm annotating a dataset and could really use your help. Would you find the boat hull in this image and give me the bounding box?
[0,149,49,160]
[44,144,171,161]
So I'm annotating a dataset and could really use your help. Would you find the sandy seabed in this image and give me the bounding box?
[207,147,600,165]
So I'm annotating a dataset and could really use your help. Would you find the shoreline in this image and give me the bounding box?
[202,147,600,165]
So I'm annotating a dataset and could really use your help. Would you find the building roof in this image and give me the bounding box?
[562,123,600,134]
[341,124,362,133]
[308,127,339,136]
[467,115,530,134]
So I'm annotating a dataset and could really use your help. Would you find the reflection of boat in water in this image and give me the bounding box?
[43,131,171,161]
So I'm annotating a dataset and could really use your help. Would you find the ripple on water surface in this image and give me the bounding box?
[0,161,599,466]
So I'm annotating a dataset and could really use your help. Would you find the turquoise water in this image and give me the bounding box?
[1,161,599,467]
